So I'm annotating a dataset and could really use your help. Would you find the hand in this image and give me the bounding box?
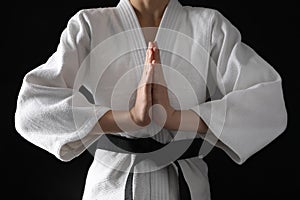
[150,42,208,133]
[98,42,208,134]
[151,42,176,129]
[129,45,155,127]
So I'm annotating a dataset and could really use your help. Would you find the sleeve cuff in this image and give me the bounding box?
[57,106,111,161]
[190,103,246,165]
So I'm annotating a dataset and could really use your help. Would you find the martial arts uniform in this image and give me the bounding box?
[15,0,287,199]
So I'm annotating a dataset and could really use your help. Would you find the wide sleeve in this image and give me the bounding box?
[190,10,287,164]
[14,10,111,161]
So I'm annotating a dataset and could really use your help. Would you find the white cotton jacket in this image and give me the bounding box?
[15,0,287,199]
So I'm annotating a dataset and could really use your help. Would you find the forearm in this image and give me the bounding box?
[165,110,208,134]
[98,110,141,133]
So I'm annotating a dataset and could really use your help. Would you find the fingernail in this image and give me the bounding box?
[153,41,157,47]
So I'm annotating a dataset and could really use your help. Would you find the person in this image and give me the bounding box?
[14,0,287,199]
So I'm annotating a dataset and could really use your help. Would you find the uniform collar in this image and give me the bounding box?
[117,0,182,49]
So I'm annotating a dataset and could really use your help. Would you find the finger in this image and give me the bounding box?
[145,65,153,104]
[145,42,154,64]
[147,64,154,104]
[144,49,152,67]
[139,62,154,87]
[153,42,161,64]
[145,62,154,84]
[143,49,154,80]
[140,52,151,84]
[153,61,166,87]
[152,44,165,85]
[140,42,155,87]
[148,41,154,49]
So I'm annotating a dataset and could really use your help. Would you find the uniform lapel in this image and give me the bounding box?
[117,0,183,68]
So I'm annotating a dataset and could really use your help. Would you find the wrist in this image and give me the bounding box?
[164,108,180,130]
[129,107,150,127]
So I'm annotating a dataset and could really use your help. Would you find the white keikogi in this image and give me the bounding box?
[14,0,287,199]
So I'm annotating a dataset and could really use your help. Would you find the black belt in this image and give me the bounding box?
[97,134,203,200]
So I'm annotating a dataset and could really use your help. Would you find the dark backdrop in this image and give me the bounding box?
[4,0,298,199]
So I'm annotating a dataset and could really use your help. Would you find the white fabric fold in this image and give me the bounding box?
[15,10,111,161]
[190,10,287,164]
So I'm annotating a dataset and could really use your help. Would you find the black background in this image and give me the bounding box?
[4,0,299,199]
